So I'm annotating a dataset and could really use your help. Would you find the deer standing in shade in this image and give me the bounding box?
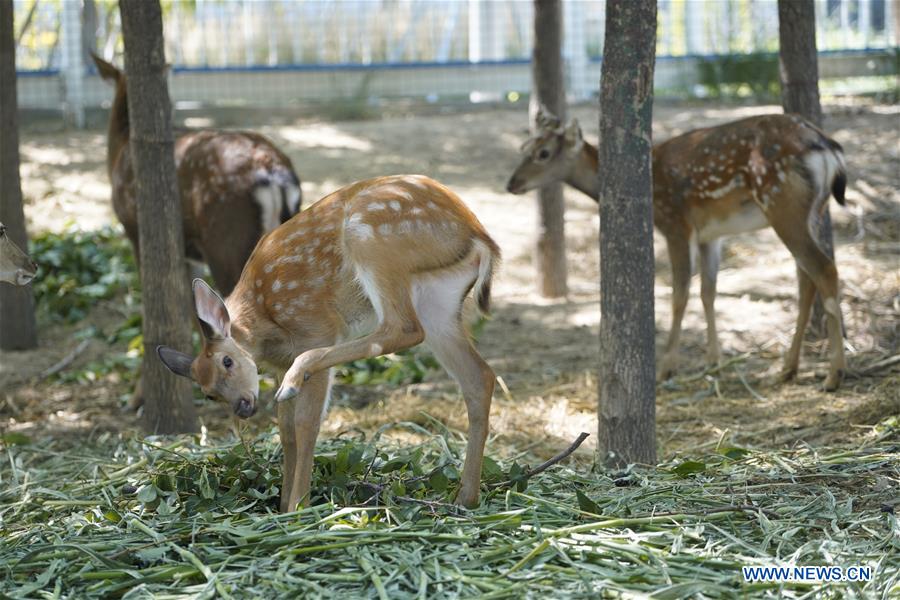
[507,108,847,390]
[91,53,302,296]
[158,175,500,511]
[0,223,37,286]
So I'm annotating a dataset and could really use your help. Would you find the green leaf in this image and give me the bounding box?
[199,469,216,499]
[428,470,449,492]
[576,490,601,515]
[481,456,503,479]
[717,447,751,461]
[671,461,707,478]
[136,485,158,503]
[1,432,32,446]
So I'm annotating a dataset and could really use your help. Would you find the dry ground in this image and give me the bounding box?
[2,99,898,465]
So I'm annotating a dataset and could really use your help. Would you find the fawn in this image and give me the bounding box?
[159,175,501,511]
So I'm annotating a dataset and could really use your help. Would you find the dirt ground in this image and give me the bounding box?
[1,99,898,464]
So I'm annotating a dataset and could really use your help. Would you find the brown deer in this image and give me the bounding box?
[91,54,302,296]
[507,108,847,391]
[158,175,500,511]
[0,222,37,286]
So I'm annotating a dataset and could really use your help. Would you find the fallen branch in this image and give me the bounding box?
[490,431,590,490]
[853,354,900,377]
[40,340,91,380]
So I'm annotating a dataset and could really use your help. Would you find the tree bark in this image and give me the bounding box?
[777,0,834,337]
[597,0,657,468]
[531,0,567,298]
[0,0,37,351]
[120,0,197,434]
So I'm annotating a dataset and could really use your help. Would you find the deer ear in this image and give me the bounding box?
[564,119,583,147]
[90,52,121,84]
[157,346,195,379]
[192,279,231,340]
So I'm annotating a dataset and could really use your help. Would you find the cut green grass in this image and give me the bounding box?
[1,417,897,598]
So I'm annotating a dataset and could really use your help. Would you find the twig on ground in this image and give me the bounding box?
[490,432,590,490]
[39,340,91,380]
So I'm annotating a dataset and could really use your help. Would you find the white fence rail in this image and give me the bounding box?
[12,0,900,122]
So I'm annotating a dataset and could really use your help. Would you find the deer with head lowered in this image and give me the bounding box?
[507,108,847,391]
[0,222,37,286]
[91,53,302,296]
[158,175,501,511]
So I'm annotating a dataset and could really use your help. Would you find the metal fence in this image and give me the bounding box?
[12,0,900,125]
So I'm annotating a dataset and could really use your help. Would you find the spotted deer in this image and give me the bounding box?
[507,108,847,391]
[91,54,302,295]
[0,222,37,286]
[158,175,500,511]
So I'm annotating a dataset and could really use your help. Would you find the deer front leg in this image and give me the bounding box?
[275,318,424,403]
[658,235,692,381]
[698,240,722,367]
[281,370,331,512]
[277,398,298,513]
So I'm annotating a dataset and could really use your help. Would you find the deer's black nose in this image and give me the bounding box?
[234,397,257,419]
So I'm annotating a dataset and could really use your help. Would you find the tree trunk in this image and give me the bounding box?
[531,0,567,298]
[777,0,834,338]
[120,0,197,434]
[597,0,657,468]
[0,0,37,351]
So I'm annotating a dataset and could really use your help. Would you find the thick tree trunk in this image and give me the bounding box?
[597,0,657,467]
[0,0,37,351]
[120,0,197,434]
[777,0,834,337]
[531,0,567,298]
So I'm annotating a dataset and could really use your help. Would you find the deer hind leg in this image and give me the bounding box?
[768,208,845,391]
[275,269,424,401]
[413,267,494,508]
[698,239,722,367]
[659,234,693,381]
[779,265,816,383]
[277,397,298,512]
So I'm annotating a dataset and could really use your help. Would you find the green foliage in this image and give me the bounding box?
[29,226,139,323]
[697,52,780,100]
[0,425,898,598]
[335,349,439,386]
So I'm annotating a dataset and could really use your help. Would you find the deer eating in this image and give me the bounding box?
[91,54,302,295]
[158,175,500,511]
[507,108,847,391]
[0,222,37,286]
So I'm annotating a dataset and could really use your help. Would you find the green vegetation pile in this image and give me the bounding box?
[1,417,897,598]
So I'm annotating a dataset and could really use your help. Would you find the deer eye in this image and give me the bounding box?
[223,356,234,369]
[537,148,551,160]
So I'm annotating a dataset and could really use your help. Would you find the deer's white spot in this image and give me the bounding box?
[272,280,282,292]
[256,294,264,304]
[389,200,402,211]
[287,280,299,290]
[345,212,375,240]
[369,343,383,354]
[410,206,424,216]
[706,176,743,200]
[378,223,393,235]
[255,279,262,288]
[264,264,274,274]
[274,302,283,312]
[367,202,387,212]
[397,220,414,234]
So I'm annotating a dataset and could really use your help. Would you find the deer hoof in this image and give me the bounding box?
[823,369,844,392]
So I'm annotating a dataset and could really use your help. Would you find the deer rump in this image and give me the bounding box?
[112,129,302,296]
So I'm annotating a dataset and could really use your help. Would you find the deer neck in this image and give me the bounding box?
[565,142,600,201]
[106,87,131,175]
